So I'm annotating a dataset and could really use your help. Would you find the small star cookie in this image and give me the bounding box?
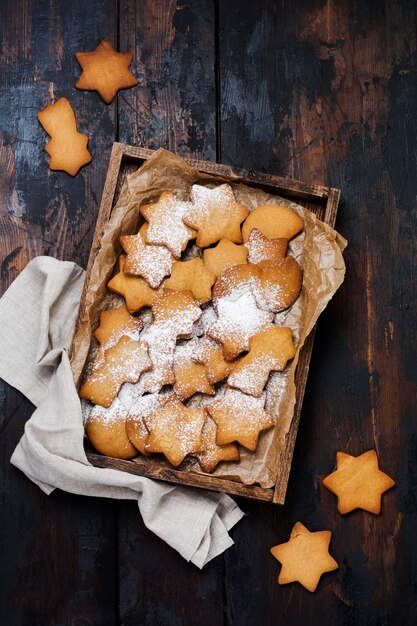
[173,340,215,401]
[206,388,275,451]
[197,416,240,473]
[322,450,396,514]
[140,190,196,258]
[152,289,202,338]
[75,39,138,104]
[193,336,237,384]
[107,255,159,313]
[242,204,304,242]
[120,223,174,288]
[245,228,288,264]
[203,238,248,278]
[183,184,249,247]
[164,258,216,303]
[228,326,296,397]
[270,522,339,592]
[79,336,152,408]
[130,323,177,394]
[86,398,138,459]
[94,304,143,364]
[37,97,91,176]
[125,391,174,455]
[207,289,274,360]
[144,396,206,466]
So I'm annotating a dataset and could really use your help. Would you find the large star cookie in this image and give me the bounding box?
[228,326,296,397]
[144,396,206,466]
[270,522,338,592]
[242,204,303,242]
[107,255,159,313]
[164,258,216,303]
[140,190,196,257]
[79,336,152,408]
[197,416,240,473]
[75,39,138,104]
[206,388,275,451]
[120,223,174,288]
[322,450,395,514]
[183,184,249,247]
[203,238,248,278]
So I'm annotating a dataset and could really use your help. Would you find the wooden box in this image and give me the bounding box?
[74,142,341,504]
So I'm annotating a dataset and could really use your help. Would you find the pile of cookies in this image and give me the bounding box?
[80,183,304,473]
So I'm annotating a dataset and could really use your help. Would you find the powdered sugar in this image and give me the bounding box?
[144,192,195,258]
[121,225,173,288]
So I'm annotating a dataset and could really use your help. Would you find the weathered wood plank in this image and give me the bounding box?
[0,1,118,624]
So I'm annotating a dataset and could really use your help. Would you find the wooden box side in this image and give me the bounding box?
[73,143,341,504]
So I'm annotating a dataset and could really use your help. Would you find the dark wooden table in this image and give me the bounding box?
[1,1,416,624]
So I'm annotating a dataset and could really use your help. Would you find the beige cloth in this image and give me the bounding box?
[0,257,244,567]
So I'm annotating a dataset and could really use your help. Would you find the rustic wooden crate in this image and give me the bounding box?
[74,142,341,504]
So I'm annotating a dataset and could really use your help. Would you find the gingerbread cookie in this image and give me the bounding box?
[322,450,395,514]
[140,190,196,257]
[120,223,174,288]
[173,340,215,401]
[107,255,159,313]
[270,522,338,592]
[208,289,274,360]
[193,336,237,384]
[94,304,143,364]
[144,396,206,466]
[206,388,275,451]
[203,238,248,279]
[125,390,174,456]
[164,258,216,303]
[197,416,240,473]
[75,39,138,104]
[241,204,303,242]
[228,326,296,397]
[183,184,249,247]
[37,97,91,176]
[245,228,288,264]
[79,336,152,407]
[85,398,138,459]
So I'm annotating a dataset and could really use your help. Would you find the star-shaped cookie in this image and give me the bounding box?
[120,223,174,288]
[228,326,296,397]
[203,238,248,278]
[125,391,173,456]
[183,184,249,247]
[245,228,288,264]
[193,336,237,384]
[144,396,206,466]
[207,289,274,360]
[164,257,216,303]
[322,450,396,514]
[206,388,275,451]
[75,39,138,104]
[107,255,159,312]
[94,304,143,364]
[152,289,202,338]
[197,416,240,473]
[270,522,339,592]
[173,341,215,401]
[140,190,196,258]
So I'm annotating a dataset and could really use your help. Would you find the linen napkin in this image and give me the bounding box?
[0,256,244,567]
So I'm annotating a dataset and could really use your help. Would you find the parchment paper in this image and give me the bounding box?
[71,148,346,489]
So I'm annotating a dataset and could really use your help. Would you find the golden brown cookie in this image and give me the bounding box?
[193,336,237,384]
[207,289,274,360]
[107,255,159,313]
[206,388,275,451]
[211,263,260,310]
[120,223,174,288]
[173,340,215,401]
[129,323,177,395]
[245,228,288,264]
[256,257,303,312]
[94,304,143,364]
[164,258,216,303]
[151,289,202,338]
[322,450,396,514]
[270,522,338,592]
[37,97,91,176]
[75,39,138,104]
[79,336,152,408]
[183,184,249,247]
[140,190,196,258]
[203,238,248,278]
[228,326,296,397]
[125,391,174,456]
[196,416,240,473]
[241,204,303,242]
[85,398,138,459]
[144,396,206,466]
